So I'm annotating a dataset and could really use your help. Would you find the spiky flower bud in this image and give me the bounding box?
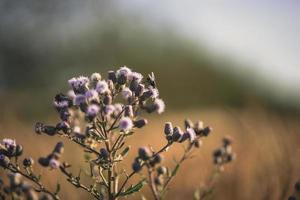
[172,127,183,142]
[152,154,163,165]
[0,154,10,168]
[124,105,134,117]
[23,157,34,167]
[154,176,164,186]
[103,94,112,105]
[90,73,101,82]
[184,119,194,129]
[53,142,64,155]
[56,121,71,134]
[164,122,173,135]
[203,126,212,136]
[108,71,117,83]
[99,148,109,160]
[132,161,142,172]
[133,119,148,128]
[49,158,60,169]
[138,147,152,161]
[157,166,167,175]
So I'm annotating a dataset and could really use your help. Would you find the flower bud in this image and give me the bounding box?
[135,84,145,97]
[49,158,60,169]
[99,148,109,160]
[103,94,112,105]
[35,122,44,134]
[23,157,34,167]
[56,121,71,134]
[0,154,10,168]
[164,122,173,135]
[124,105,134,117]
[157,166,167,175]
[129,80,139,92]
[154,176,164,186]
[152,154,163,165]
[38,157,50,167]
[117,74,127,85]
[43,125,57,136]
[108,71,117,83]
[138,147,152,161]
[15,145,23,157]
[132,161,142,172]
[203,126,212,136]
[53,142,64,155]
[295,181,300,192]
[133,119,148,128]
[184,119,194,129]
[172,127,183,142]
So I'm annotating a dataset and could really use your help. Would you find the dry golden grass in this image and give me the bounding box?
[1,107,300,200]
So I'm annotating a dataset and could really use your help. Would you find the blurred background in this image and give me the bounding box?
[1,0,300,199]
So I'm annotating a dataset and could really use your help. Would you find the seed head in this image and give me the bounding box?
[119,117,133,132]
[96,80,109,94]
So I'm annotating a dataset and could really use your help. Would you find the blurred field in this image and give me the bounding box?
[1,107,300,200]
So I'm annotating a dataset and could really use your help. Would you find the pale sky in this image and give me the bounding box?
[117,0,300,102]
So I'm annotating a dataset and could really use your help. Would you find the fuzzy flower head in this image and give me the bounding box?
[53,100,69,109]
[116,66,132,78]
[85,89,99,102]
[49,158,60,169]
[129,72,143,83]
[104,105,115,116]
[74,94,86,106]
[96,80,109,94]
[90,73,101,82]
[68,76,89,93]
[119,117,133,132]
[113,103,123,116]
[154,98,165,114]
[2,138,16,148]
[86,104,100,119]
[121,87,133,100]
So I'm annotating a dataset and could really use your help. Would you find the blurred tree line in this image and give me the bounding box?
[0,0,297,121]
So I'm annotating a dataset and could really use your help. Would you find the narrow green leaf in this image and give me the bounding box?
[55,183,61,195]
[171,164,180,177]
[119,179,145,196]
[120,146,131,158]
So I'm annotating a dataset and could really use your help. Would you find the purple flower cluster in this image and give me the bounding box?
[36,66,165,140]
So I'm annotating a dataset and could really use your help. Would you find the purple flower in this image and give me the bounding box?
[53,100,69,109]
[85,89,99,102]
[49,158,60,169]
[113,103,123,116]
[129,72,143,83]
[154,98,165,114]
[86,105,100,118]
[104,105,115,116]
[119,117,133,132]
[121,87,133,99]
[2,138,16,148]
[68,76,89,92]
[116,66,132,78]
[74,94,86,106]
[96,80,109,94]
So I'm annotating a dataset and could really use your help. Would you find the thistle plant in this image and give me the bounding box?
[0,66,235,200]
